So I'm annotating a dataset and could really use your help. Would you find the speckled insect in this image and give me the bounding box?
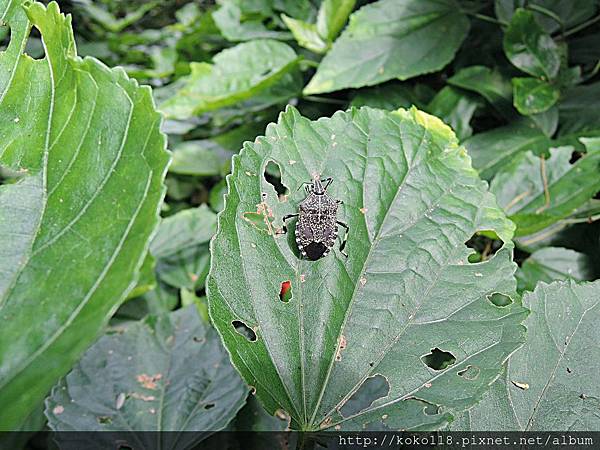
[282,177,349,261]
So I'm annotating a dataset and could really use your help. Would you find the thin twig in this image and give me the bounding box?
[560,213,600,224]
[563,14,600,38]
[536,155,551,214]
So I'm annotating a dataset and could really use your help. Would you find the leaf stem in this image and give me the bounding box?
[463,10,508,27]
[303,95,347,105]
[563,14,600,38]
[560,213,600,224]
[535,155,551,214]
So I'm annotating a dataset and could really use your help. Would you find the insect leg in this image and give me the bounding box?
[321,177,333,191]
[336,221,349,257]
[281,213,299,234]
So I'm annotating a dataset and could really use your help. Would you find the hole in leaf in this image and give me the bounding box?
[465,232,503,263]
[457,365,480,380]
[487,293,513,307]
[204,403,215,410]
[405,398,441,417]
[570,150,582,164]
[97,416,112,425]
[339,374,389,418]
[279,280,292,303]
[421,348,456,371]
[24,26,45,60]
[423,403,440,416]
[264,160,288,198]
[232,320,257,342]
[0,22,10,52]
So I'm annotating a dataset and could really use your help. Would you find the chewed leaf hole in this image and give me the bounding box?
[457,365,480,380]
[421,348,456,371]
[0,22,10,52]
[264,160,289,199]
[405,398,441,416]
[97,416,112,425]
[204,403,215,410]
[279,280,292,302]
[487,292,513,307]
[24,26,45,60]
[232,320,257,342]
[465,232,503,263]
[339,374,389,418]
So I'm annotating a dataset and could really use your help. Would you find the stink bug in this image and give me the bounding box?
[281,176,349,261]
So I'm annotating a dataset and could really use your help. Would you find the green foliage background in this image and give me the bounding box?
[1,0,600,445]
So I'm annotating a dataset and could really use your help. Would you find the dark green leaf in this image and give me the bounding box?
[490,141,600,237]
[46,306,248,438]
[427,86,480,140]
[495,0,597,33]
[512,77,560,115]
[503,9,561,79]
[453,280,600,430]
[448,66,515,119]
[0,1,169,429]
[151,206,217,291]
[159,40,300,119]
[516,247,593,293]
[558,82,600,136]
[350,83,428,110]
[208,106,527,431]
[304,0,469,94]
[464,122,551,180]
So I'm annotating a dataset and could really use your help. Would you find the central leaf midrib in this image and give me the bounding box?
[308,121,428,426]
[320,172,468,423]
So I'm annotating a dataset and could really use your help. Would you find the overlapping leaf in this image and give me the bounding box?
[0,0,169,429]
[208,106,527,431]
[516,247,593,293]
[464,122,551,180]
[453,280,600,431]
[490,141,600,236]
[304,0,469,94]
[159,40,301,120]
[46,306,247,445]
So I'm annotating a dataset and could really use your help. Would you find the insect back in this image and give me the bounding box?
[281,177,349,261]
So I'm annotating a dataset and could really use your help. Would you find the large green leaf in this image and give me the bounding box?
[159,40,300,120]
[453,280,600,431]
[464,122,551,180]
[303,0,469,94]
[0,1,169,429]
[208,106,527,431]
[45,306,247,441]
[503,8,560,80]
[490,141,600,237]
